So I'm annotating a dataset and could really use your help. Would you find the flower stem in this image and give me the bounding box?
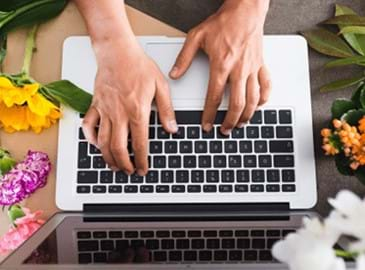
[21,25,38,77]
[335,249,357,259]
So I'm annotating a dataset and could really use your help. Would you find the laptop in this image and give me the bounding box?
[1,36,330,269]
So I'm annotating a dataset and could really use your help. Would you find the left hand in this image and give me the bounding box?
[169,0,271,135]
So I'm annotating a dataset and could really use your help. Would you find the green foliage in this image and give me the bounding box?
[335,154,354,176]
[331,99,355,119]
[302,4,365,92]
[0,148,16,176]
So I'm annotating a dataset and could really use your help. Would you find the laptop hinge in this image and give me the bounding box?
[83,203,289,217]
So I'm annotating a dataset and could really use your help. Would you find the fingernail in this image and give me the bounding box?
[137,169,145,176]
[203,123,212,132]
[124,170,132,175]
[168,120,178,132]
[110,166,119,171]
[237,122,245,128]
[169,66,179,77]
[221,128,232,136]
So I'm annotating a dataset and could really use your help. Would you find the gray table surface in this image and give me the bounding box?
[126,0,365,216]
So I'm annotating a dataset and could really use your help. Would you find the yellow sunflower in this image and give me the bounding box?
[0,77,61,133]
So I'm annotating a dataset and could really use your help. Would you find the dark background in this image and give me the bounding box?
[125,0,365,215]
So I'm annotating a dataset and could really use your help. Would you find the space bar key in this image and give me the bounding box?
[175,111,226,125]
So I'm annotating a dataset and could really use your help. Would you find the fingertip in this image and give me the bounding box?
[202,123,213,132]
[220,126,232,136]
[169,66,180,79]
[167,120,178,133]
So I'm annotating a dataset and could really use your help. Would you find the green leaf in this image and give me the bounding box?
[324,56,365,68]
[354,167,365,185]
[43,80,92,114]
[0,34,6,68]
[8,205,25,225]
[0,148,16,176]
[341,109,365,125]
[0,0,35,12]
[301,28,354,58]
[335,4,365,56]
[339,26,365,35]
[335,154,354,176]
[0,0,67,36]
[323,15,365,26]
[352,82,365,108]
[320,75,365,92]
[331,99,355,119]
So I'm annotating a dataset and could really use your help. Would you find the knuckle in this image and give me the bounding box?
[259,95,269,105]
[208,92,223,107]
[132,140,146,153]
[230,99,245,113]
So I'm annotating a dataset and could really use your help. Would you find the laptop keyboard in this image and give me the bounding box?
[76,228,295,264]
[76,110,296,195]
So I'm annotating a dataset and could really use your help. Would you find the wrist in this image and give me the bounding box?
[223,0,270,16]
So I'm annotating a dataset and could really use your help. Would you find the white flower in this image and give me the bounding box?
[272,217,343,270]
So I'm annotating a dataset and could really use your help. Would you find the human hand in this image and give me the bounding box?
[170,0,271,135]
[82,39,177,175]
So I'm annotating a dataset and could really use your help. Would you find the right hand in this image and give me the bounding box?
[82,39,177,176]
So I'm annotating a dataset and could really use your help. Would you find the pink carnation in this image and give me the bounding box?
[0,208,45,255]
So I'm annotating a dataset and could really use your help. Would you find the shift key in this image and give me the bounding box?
[269,141,294,153]
[77,171,98,184]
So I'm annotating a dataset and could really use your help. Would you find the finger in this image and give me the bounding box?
[82,106,100,146]
[221,77,246,135]
[130,107,150,176]
[135,247,150,263]
[239,73,260,123]
[202,65,230,132]
[169,30,201,79]
[97,116,117,169]
[155,79,178,133]
[121,248,135,263]
[258,65,272,106]
[110,119,134,174]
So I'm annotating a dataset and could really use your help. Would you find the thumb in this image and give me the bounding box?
[169,31,201,79]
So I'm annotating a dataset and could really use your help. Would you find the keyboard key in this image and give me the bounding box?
[237,170,250,182]
[89,144,101,155]
[130,173,143,183]
[219,185,233,192]
[282,184,296,192]
[235,184,248,192]
[267,170,280,182]
[109,231,123,238]
[187,126,200,138]
[195,141,207,153]
[251,185,264,192]
[282,229,295,236]
[219,230,233,237]
[78,171,98,184]
[93,231,107,239]
[161,170,174,183]
[146,170,158,183]
[246,127,259,138]
[191,170,204,183]
[252,170,265,182]
[207,239,220,249]
[252,238,266,249]
[93,156,106,169]
[222,170,234,182]
[78,253,91,264]
[244,250,257,261]
[115,171,128,183]
[154,251,167,262]
[267,184,280,192]
[79,128,86,139]
[176,170,189,183]
[228,155,242,168]
[184,156,196,168]
[94,252,107,263]
[250,111,262,124]
[235,230,249,237]
[157,127,170,139]
[148,126,155,139]
[78,142,90,169]
[156,231,170,237]
[237,238,250,248]
[172,126,185,139]
[169,251,182,261]
[204,230,217,237]
[172,185,185,193]
[276,126,293,138]
[146,240,159,250]
[206,170,219,182]
[184,251,197,261]
[214,250,227,261]
[282,169,295,182]
[101,240,114,251]
[259,155,272,168]
[203,185,217,193]
[109,185,122,193]
[267,238,280,249]
[168,156,181,168]
[77,231,91,239]
[213,155,226,168]
[124,185,138,193]
[225,141,237,153]
[251,230,264,237]
[150,111,156,124]
[116,240,129,249]
[239,141,252,153]
[261,126,274,138]
[264,110,277,124]
[140,185,154,193]
[180,141,193,153]
[140,231,154,238]
[229,250,242,261]
[279,110,292,124]
[254,141,267,153]
[259,250,273,261]
[199,250,212,261]
[267,230,280,237]
[156,185,169,193]
[216,126,229,138]
[77,185,91,193]
[192,239,205,249]
[176,239,189,249]
[162,239,174,249]
[270,140,294,153]
[165,141,177,153]
[232,127,244,138]
[188,185,201,193]
[210,141,223,153]
[100,171,113,183]
[130,240,144,248]
[150,141,162,153]
[198,155,211,168]
[274,155,294,167]
[202,128,215,139]
[244,155,257,168]
[77,240,99,252]
[153,156,166,168]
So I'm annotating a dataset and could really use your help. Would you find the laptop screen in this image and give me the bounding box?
[19,214,305,265]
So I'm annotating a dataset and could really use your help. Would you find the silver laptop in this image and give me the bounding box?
[1,36,326,269]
